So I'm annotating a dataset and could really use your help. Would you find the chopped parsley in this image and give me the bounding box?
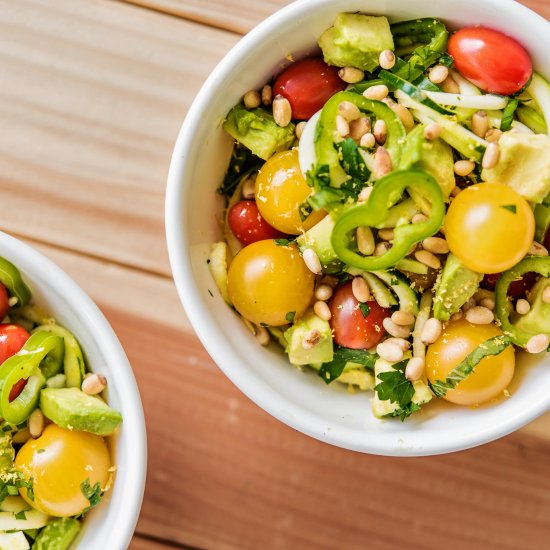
[80,478,104,516]
[374,360,418,421]
[274,238,293,246]
[285,311,296,324]
[0,471,34,504]
[319,347,377,384]
[14,510,26,520]
[500,204,517,214]
[359,303,370,317]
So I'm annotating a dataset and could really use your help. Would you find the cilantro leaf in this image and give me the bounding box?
[319,347,378,384]
[500,204,517,214]
[430,336,512,398]
[0,471,34,504]
[14,510,26,520]
[306,163,362,211]
[359,303,370,317]
[218,144,262,197]
[336,138,370,180]
[80,478,104,516]
[274,238,293,246]
[374,360,415,409]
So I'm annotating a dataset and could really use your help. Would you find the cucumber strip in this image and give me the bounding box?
[395,258,429,275]
[517,105,548,134]
[0,496,29,513]
[527,73,550,136]
[486,111,534,134]
[372,271,419,315]
[412,291,433,359]
[424,91,508,110]
[374,198,420,229]
[0,510,49,530]
[360,272,398,308]
[450,70,482,96]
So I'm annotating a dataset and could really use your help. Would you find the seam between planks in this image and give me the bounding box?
[133,532,201,550]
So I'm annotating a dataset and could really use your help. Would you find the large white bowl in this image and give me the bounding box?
[0,232,146,548]
[166,0,550,456]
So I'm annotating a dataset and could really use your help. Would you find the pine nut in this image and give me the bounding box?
[525,334,550,354]
[441,75,460,93]
[389,103,414,130]
[314,300,332,321]
[357,186,373,203]
[543,285,550,304]
[485,128,503,143]
[242,177,256,199]
[378,228,394,241]
[338,66,365,84]
[29,409,44,438]
[482,143,500,169]
[357,226,375,255]
[243,90,261,109]
[516,299,531,315]
[422,237,449,255]
[465,306,494,324]
[363,84,389,100]
[415,250,441,270]
[462,297,476,312]
[295,121,307,140]
[273,95,292,127]
[385,337,411,351]
[377,341,404,362]
[374,119,388,145]
[529,241,549,256]
[336,114,350,137]
[450,311,463,322]
[7,297,18,307]
[479,297,495,310]
[352,276,370,303]
[12,427,30,444]
[374,146,392,178]
[82,373,108,395]
[375,242,390,256]
[472,111,489,138]
[412,213,428,224]
[428,64,449,84]
[254,325,270,346]
[302,329,321,350]
[454,160,475,177]
[383,317,411,339]
[359,132,375,148]
[315,284,333,302]
[302,248,322,275]
[349,117,371,140]
[261,84,273,106]
[405,357,425,382]
[421,318,443,344]
[379,49,396,70]
[338,101,362,122]
[391,310,415,326]
[424,122,442,140]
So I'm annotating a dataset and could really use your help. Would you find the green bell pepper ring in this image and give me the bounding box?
[315,91,406,185]
[495,256,550,347]
[0,257,32,307]
[331,169,445,271]
[0,331,64,425]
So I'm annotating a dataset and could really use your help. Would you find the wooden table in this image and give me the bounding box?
[2,1,550,548]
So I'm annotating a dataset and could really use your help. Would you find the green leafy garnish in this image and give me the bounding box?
[374,360,414,410]
[501,98,519,132]
[217,144,262,197]
[274,238,293,246]
[430,336,512,397]
[359,303,370,317]
[0,471,34,504]
[80,478,104,516]
[319,347,378,384]
[285,311,296,324]
[336,138,370,180]
[501,204,517,214]
[14,510,26,520]
[306,163,361,210]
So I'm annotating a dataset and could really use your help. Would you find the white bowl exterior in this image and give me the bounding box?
[0,232,146,548]
[166,0,550,456]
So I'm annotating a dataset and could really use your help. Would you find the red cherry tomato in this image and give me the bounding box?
[448,27,532,95]
[9,378,28,402]
[482,271,537,299]
[228,201,285,246]
[273,58,346,120]
[0,284,9,321]
[0,324,30,365]
[329,281,391,349]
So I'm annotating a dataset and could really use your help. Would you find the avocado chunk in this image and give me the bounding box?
[32,518,81,550]
[296,215,342,274]
[417,138,455,200]
[40,388,122,436]
[481,132,550,203]
[318,13,394,72]
[223,104,295,161]
[284,310,333,366]
[513,276,550,338]
[433,254,483,321]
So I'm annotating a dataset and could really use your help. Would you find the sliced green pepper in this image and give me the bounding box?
[495,257,550,347]
[0,257,31,307]
[331,169,445,271]
[315,91,406,185]
[0,331,64,425]
[534,194,550,243]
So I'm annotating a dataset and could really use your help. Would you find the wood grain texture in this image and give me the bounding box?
[26,240,550,550]
[0,0,238,276]
[130,536,184,550]
[122,0,550,34]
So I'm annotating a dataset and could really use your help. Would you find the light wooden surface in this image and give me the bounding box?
[1,1,550,549]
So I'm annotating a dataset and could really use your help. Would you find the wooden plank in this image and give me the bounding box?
[121,0,550,35]
[130,535,184,550]
[26,240,550,550]
[0,0,238,277]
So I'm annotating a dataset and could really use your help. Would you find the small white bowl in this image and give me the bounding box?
[166,0,550,456]
[0,232,146,548]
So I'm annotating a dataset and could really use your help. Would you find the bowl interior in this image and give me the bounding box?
[0,232,146,548]
[167,0,550,456]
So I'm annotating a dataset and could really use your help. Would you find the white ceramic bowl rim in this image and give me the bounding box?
[0,232,147,548]
[166,0,550,456]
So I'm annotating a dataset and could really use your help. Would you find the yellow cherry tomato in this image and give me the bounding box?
[227,239,314,326]
[255,149,325,234]
[445,182,534,274]
[15,424,111,517]
[426,319,515,406]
